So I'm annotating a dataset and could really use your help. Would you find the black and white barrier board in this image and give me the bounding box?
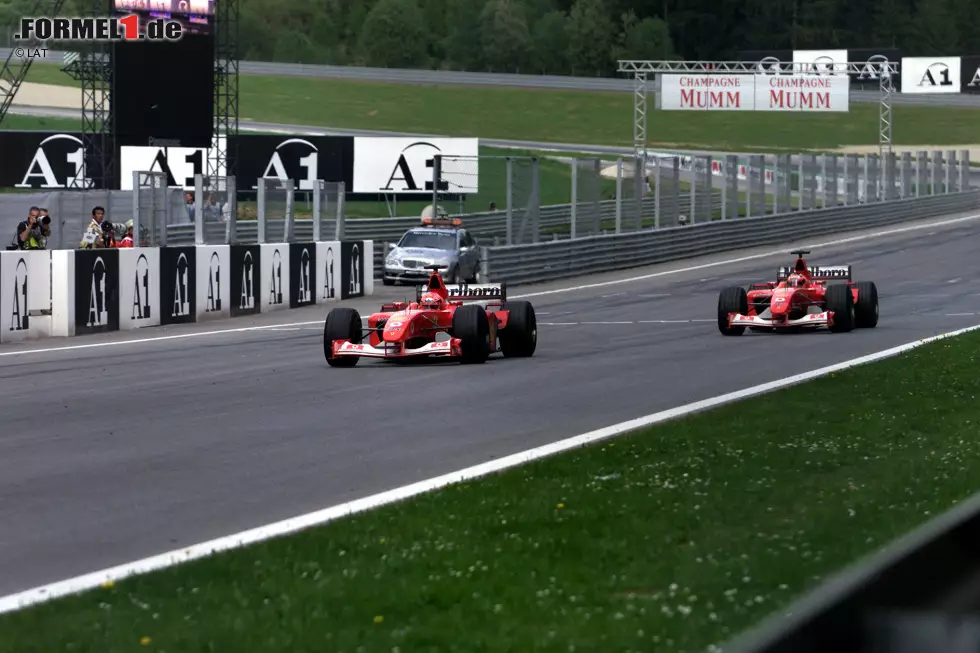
[289,243,316,309]
[118,247,160,330]
[72,249,120,335]
[0,250,51,341]
[16,241,373,341]
[230,245,260,317]
[260,243,288,313]
[195,246,230,321]
[160,246,196,325]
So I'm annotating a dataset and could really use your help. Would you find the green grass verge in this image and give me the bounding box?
[3,329,979,651]
[22,62,980,152]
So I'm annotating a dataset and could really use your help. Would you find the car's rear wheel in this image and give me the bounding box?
[718,286,748,336]
[826,284,855,333]
[323,307,362,367]
[500,301,537,357]
[854,281,879,328]
[452,304,490,364]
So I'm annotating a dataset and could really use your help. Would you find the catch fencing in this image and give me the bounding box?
[481,191,980,285]
[2,149,968,283]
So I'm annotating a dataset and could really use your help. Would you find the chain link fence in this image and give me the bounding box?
[570,157,602,238]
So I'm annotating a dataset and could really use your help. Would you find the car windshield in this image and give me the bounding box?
[398,231,456,250]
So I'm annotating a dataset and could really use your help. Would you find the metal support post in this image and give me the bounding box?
[960,149,970,190]
[257,178,266,244]
[284,180,295,243]
[631,71,648,160]
[505,158,513,245]
[312,179,322,242]
[828,154,839,206]
[931,151,941,194]
[652,158,660,229]
[820,155,828,207]
[879,64,894,159]
[726,155,738,218]
[797,158,804,211]
[530,158,541,243]
[862,155,870,203]
[570,160,577,239]
[900,152,911,198]
[131,171,141,246]
[946,150,955,193]
[431,154,442,214]
[335,181,346,241]
[689,158,697,225]
[615,158,623,233]
[916,151,927,196]
[194,173,204,244]
[670,157,680,227]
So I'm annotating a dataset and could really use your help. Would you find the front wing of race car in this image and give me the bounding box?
[728,311,836,328]
[331,338,463,359]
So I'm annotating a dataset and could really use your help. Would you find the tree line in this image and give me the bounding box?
[1,0,978,75]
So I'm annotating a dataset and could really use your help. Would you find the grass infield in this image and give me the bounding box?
[21,62,980,152]
[2,329,979,651]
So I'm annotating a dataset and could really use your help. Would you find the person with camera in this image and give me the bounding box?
[7,206,51,250]
[79,206,110,249]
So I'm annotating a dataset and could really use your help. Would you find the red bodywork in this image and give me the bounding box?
[330,270,510,360]
[727,255,862,329]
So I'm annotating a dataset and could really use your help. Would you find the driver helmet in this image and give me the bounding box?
[787,273,805,288]
[420,292,444,310]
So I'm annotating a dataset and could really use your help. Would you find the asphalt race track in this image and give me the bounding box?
[1,211,979,595]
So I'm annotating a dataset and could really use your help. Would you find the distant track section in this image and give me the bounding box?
[4,48,980,107]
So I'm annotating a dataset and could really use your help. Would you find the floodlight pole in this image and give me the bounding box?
[616,60,900,165]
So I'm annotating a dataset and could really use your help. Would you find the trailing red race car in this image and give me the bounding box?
[717,250,879,335]
[322,265,537,366]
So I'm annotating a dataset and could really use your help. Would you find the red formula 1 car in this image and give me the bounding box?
[717,250,879,335]
[322,265,537,366]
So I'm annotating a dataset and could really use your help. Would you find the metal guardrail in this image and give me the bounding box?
[482,191,980,285]
[165,193,729,278]
[5,47,980,107]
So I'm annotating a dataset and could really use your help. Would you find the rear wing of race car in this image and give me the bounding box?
[777,265,852,281]
[417,283,507,303]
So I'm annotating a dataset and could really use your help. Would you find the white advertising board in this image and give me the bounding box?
[659,74,849,111]
[353,137,479,194]
[259,243,290,313]
[119,136,227,190]
[900,57,961,93]
[195,245,231,321]
[315,241,341,304]
[117,248,161,330]
[0,250,50,342]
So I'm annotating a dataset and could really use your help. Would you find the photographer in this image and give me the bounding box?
[7,206,51,250]
[79,206,109,249]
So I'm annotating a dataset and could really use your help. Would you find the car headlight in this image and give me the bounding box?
[386,254,400,266]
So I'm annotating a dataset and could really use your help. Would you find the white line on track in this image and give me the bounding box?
[3,321,978,614]
[946,313,976,316]
[1,211,978,359]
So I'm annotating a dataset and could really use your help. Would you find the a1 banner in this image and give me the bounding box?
[159,246,197,325]
[315,241,341,304]
[118,248,161,330]
[74,249,120,335]
[288,243,317,309]
[340,241,364,300]
[229,245,260,317]
[259,243,290,312]
[195,246,230,321]
[237,135,353,192]
[736,49,793,74]
[900,57,961,93]
[846,48,902,86]
[0,251,36,341]
[961,55,980,93]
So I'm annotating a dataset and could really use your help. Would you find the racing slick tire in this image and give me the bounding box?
[718,286,748,336]
[452,304,491,364]
[826,284,855,333]
[499,300,537,357]
[323,307,362,367]
[853,281,879,328]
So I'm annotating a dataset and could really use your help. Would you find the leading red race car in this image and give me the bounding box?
[322,265,537,366]
[717,250,879,335]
